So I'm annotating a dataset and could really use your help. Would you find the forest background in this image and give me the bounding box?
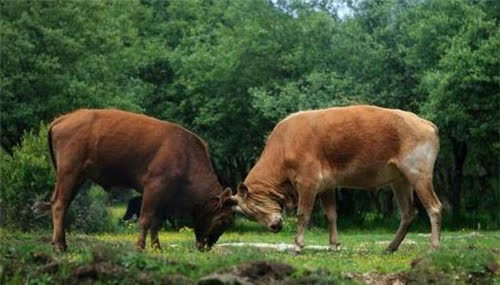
[1,0,499,231]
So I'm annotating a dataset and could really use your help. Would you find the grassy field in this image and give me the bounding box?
[1,206,499,284]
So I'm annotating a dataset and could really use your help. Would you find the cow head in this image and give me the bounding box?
[233,183,284,233]
[194,188,236,251]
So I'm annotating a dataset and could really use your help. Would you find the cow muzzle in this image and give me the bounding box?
[196,240,210,252]
[268,215,283,233]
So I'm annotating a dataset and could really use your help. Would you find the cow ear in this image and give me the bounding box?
[237,183,248,200]
[220,188,237,207]
[230,186,238,195]
[223,196,238,207]
[220,187,232,198]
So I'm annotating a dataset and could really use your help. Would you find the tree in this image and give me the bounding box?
[421,7,500,215]
[0,0,165,150]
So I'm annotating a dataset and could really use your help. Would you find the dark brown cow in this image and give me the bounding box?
[34,109,235,251]
[234,105,442,253]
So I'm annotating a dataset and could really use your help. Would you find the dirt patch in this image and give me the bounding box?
[238,261,295,281]
[199,261,295,285]
[407,255,498,285]
[30,251,53,264]
[162,274,194,285]
[346,272,408,285]
[29,251,61,274]
[67,247,127,284]
[37,261,60,274]
[486,260,499,274]
[71,261,125,280]
[66,247,195,284]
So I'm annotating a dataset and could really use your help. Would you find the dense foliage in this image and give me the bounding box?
[1,0,498,229]
[0,126,113,232]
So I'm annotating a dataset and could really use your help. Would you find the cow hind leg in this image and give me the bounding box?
[398,140,442,250]
[51,171,83,251]
[386,179,417,252]
[319,189,339,250]
[413,177,442,249]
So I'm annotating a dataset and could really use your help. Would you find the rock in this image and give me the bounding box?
[486,261,499,274]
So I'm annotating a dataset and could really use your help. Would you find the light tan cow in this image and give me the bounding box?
[234,105,442,253]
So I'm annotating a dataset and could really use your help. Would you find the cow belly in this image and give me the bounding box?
[318,163,401,190]
[87,165,140,190]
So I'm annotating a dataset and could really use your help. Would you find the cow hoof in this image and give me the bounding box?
[52,242,67,252]
[292,245,302,255]
[383,247,397,254]
[329,244,340,251]
[151,243,162,252]
[196,241,208,252]
[136,241,146,251]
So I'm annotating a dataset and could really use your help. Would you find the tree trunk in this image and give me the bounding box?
[451,138,467,217]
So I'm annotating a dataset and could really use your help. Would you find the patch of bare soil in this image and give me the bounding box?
[405,255,499,285]
[199,261,295,285]
[69,249,126,284]
[161,274,194,285]
[30,251,53,264]
[71,261,125,280]
[66,247,195,285]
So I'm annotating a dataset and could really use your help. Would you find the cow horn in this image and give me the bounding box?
[232,205,243,213]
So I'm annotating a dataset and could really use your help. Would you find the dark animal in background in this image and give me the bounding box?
[122,196,182,229]
[122,196,142,222]
[33,109,236,251]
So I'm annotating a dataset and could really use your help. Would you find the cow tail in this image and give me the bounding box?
[31,122,58,217]
[47,123,57,171]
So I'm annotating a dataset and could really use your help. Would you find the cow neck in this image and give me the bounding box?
[191,171,223,202]
[204,175,224,196]
[245,153,289,200]
[190,173,224,220]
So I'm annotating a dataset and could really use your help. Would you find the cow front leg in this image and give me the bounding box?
[386,180,417,252]
[137,214,151,250]
[294,189,317,254]
[319,189,339,250]
[150,215,162,251]
[137,177,167,250]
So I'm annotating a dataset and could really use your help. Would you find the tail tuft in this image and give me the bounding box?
[32,201,52,217]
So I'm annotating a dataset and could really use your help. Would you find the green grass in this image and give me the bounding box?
[1,206,499,284]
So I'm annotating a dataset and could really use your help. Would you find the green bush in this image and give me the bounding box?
[68,185,116,233]
[0,124,54,230]
[0,124,115,232]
